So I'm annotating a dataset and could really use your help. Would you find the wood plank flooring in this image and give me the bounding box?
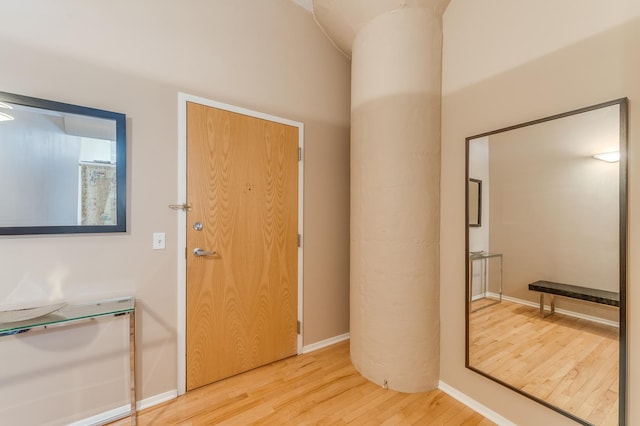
[469,299,619,426]
[110,341,493,425]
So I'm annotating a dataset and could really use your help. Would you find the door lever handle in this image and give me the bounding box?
[193,248,217,257]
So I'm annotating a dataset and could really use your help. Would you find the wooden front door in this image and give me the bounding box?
[185,101,299,391]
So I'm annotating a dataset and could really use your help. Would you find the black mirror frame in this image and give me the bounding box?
[464,97,627,426]
[0,91,126,235]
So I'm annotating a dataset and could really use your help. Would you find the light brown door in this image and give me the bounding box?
[185,101,299,391]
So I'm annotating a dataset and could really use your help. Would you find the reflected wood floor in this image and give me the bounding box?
[110,341,493,425]
[469,299,618,426]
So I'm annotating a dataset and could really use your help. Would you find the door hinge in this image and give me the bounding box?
[297,234,302,247]
[297,320,301,334]
[185,247,187,259]
[298,147,302,162]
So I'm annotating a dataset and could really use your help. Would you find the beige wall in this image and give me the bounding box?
[442,0,640,424]
[0,1,350,424]
[485,107,620,322]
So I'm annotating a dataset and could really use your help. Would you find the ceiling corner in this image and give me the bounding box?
[291,0,313,13]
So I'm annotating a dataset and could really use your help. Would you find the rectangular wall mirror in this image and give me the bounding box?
[0,91,126,235]
[465,98,627,425]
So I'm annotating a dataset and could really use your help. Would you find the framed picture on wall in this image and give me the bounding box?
[468,178,482,227]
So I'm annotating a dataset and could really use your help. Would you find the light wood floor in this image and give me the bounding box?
[110,341,493,425]
[469,299,619,426]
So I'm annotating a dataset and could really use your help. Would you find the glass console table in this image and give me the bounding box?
[0,297,137,425]
[468,252,503,312]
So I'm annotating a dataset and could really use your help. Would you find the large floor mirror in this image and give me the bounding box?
[465,98,627,426]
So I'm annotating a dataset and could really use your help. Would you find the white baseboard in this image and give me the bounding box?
[137,389,178,411]
[438,381,516,426]
[68,405,130,426]
[302,332,350,354]
[471,292,488,301]
[69,389,178,426]
[493,292,620,328]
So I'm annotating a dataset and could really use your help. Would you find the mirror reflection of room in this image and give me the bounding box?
[0,102,118,228]
[466,99,625,426]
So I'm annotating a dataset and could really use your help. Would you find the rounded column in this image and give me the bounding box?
[313,0,448,392]
[350,6,443,392]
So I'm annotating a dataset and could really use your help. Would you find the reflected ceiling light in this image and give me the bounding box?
[593,151,620,162]
[0,102,13,109]
[0,112,14,122]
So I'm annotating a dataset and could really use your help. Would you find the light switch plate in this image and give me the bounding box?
[153,232,166,250]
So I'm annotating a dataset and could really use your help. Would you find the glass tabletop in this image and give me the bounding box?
[0,297,134,335]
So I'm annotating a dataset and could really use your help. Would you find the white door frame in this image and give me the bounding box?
[176,92,304,396]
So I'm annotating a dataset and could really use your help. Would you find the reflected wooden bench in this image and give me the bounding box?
[528,280,619,317]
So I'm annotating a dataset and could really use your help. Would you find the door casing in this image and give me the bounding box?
[176,92,304,395]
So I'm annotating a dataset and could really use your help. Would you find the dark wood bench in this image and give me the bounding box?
[528,280,619,317]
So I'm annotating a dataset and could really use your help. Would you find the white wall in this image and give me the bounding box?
[441,0,640,424]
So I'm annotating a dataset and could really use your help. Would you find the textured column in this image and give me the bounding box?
[314,0,448,392]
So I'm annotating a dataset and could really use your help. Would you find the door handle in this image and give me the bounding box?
[193,248,217,257]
